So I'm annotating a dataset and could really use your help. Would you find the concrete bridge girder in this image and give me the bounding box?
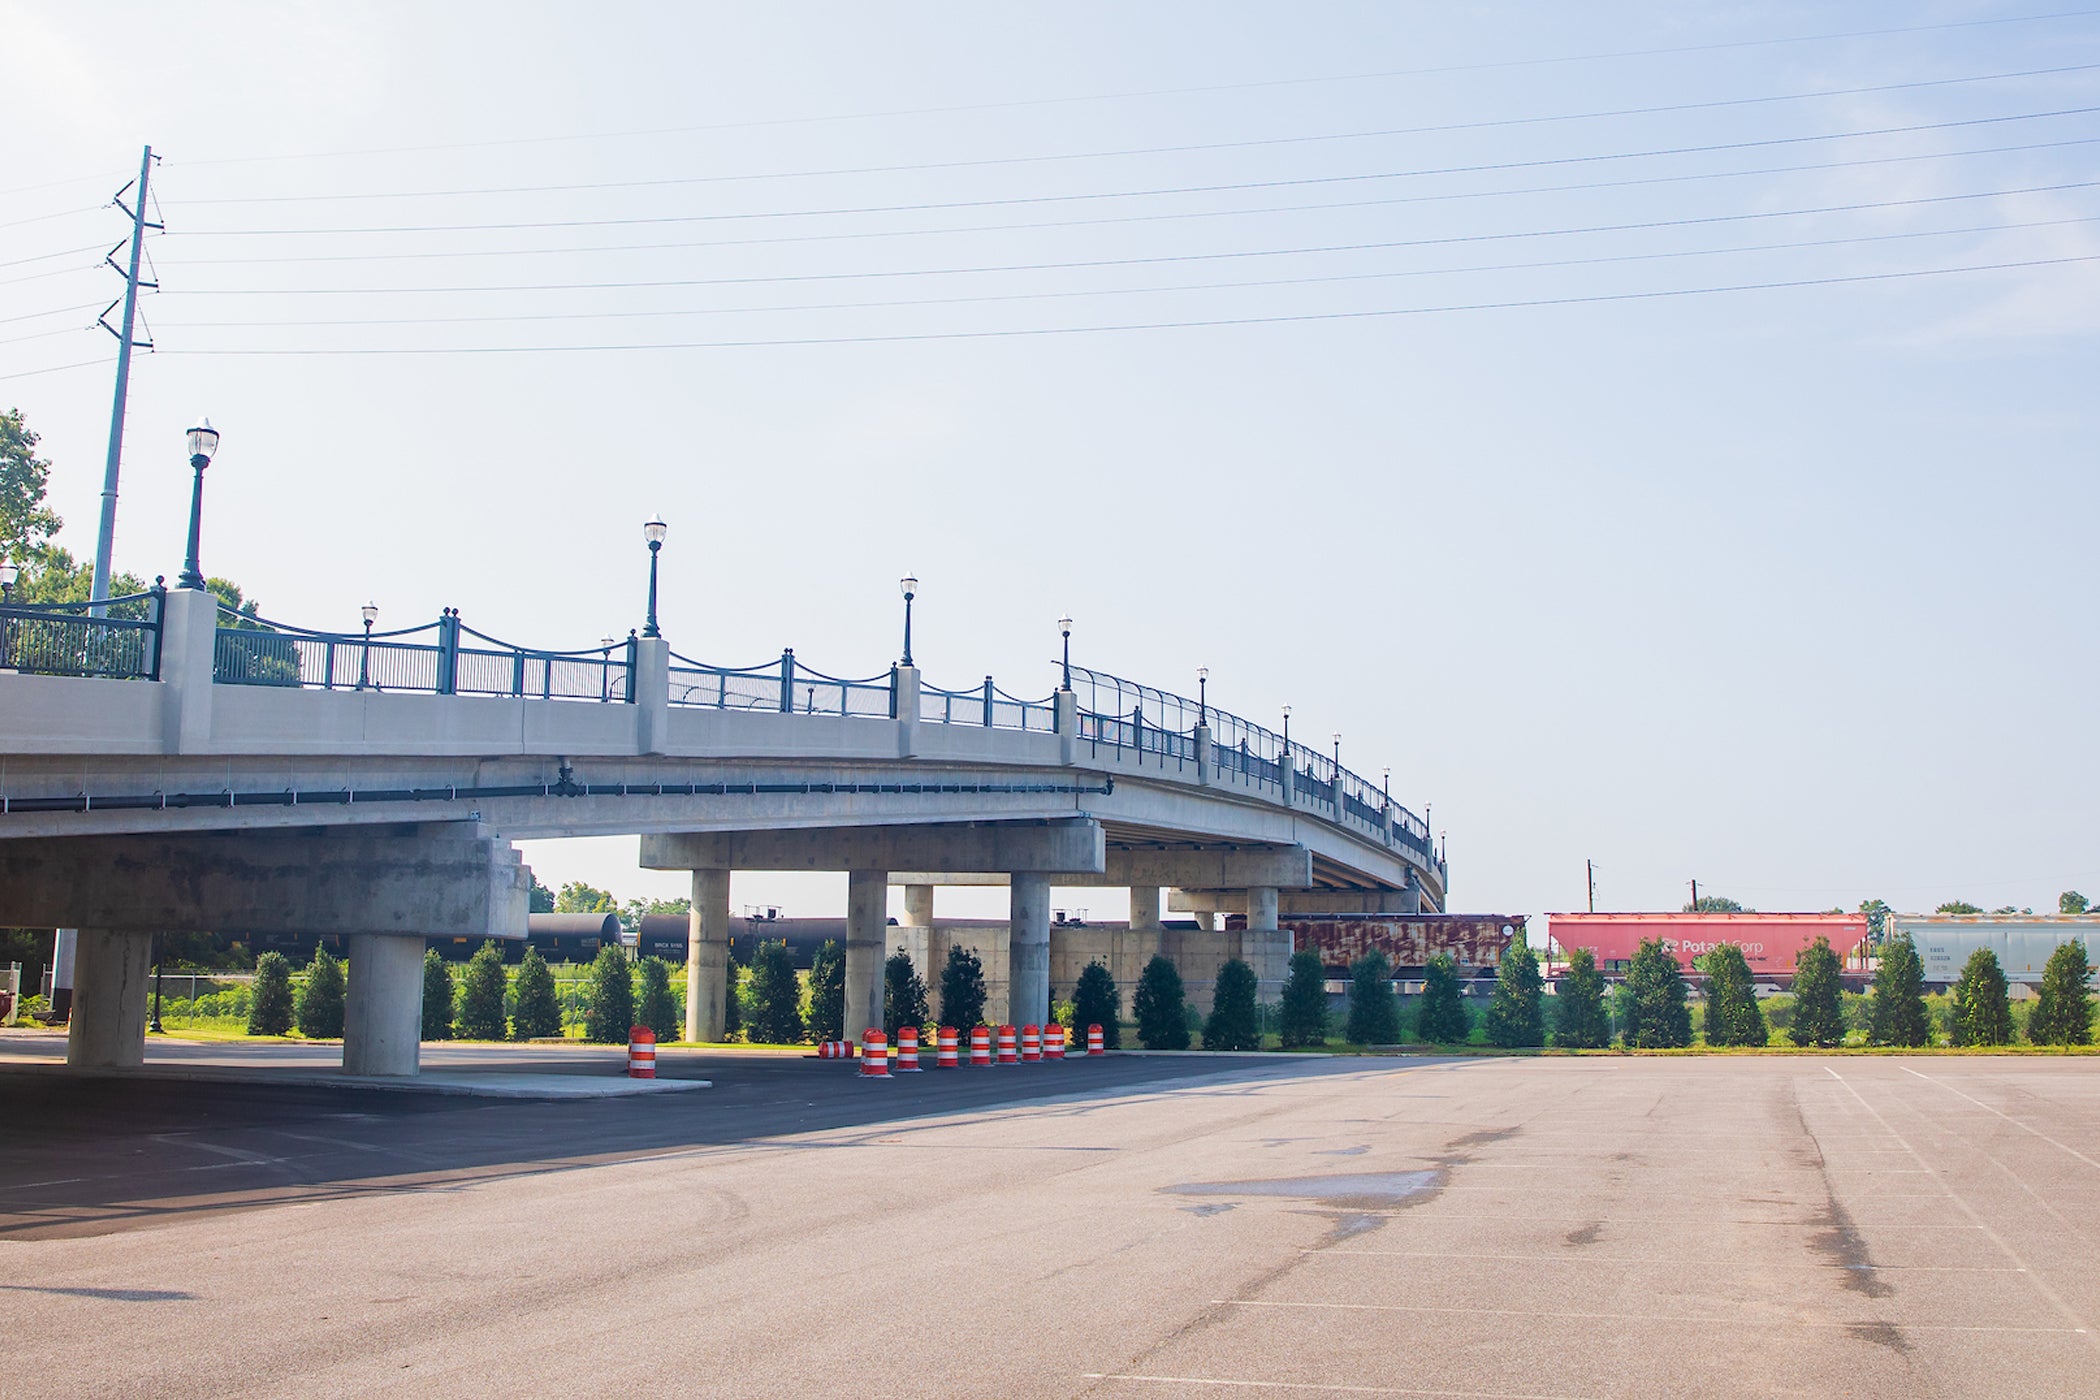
[638,818,1106,876]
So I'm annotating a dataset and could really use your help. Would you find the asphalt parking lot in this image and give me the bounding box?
[4,1048,2098,1398]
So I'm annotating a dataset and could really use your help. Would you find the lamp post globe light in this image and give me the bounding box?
[1196,667,1208,726]
[1057,615,1073,691]
[1280,704,1290,752]
[177,417,220,591]
[898,574,918,666]
[356,602,377,691]
[0,557,16,603]
[1332,731,1342,777]
[641,518,667,638]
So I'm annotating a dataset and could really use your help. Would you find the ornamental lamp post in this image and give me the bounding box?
[1382,765,1391,802]
[356,602,377,691]
[176,418,220,590]
[0,557,16,603]
[898,574,918,666]
[1280,704,1290,752]
[1332,731,1342,778]
[1057,615,1073,691]
[1196,667,1209,726]
[641,518,667,638]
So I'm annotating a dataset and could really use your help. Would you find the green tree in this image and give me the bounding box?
[556,881,617,914]
[457,940,510,1040]
[1936,901,1983,915]
[636,957,680,1041]
[581,941,635,1043]
[806,940,845,1041]
[1344,949,1400,1045]
[2061,891,2090,915]
[1202,958,1260,1051]
[620,895,690,936]
[421,949,455,1041]
[1072,961,1121,1046]
[1483,941,1545,1049]
[1949,947,2014,1047]
[1699,944,1768,1048]
[1416,953,1471,1044]
[247,951,295,1036]
[1683,894,1747,912]
[883,950,930,1037]
[1278,950,1329,1048]
[295,946,346,1039]
[1618,939,1691,1049]
[528,875,556,914]
[1867,933,1930,1047]
[937,944,988,1030]
[1133,954,1190,1049]
[2029,941,2094,1046]
[741,940,804,1044]
[1552,947,1611,1049]
[1858,898,1891,944]
[511,947,562,1040]
[0,408,62,567]
[1789,937,1846,1048]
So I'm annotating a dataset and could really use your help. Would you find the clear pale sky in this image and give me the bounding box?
[4,3,2096,922]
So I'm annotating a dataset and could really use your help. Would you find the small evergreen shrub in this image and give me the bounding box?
[1789,937,1845,1048]
[883,950,930,1037]
[1133,955,1190,1049]
[1619,939,1691,1049]
[581,941,635,1044]
[457,940,510,1041]
[1072,962,1121,1047]
[1552,947,1611,1048]
[295,946,346,1040]
[1484,942,1545,1049]
[421,949,455,1041]
[806,940,845,1043]
[637,957,680,1042]
[937,944,988,1033]
[1203,959,1261,1050]
[1950,947,2013,1047]
[247,951,295,1036]
[1867,933,1930,1047]
[1278,951,1329,1048]
[1344,950,1400,1045]
[1699,944,1768,1048]
[742,940,804,1045]
[2030,941,2094,1046]
[511,947,562,1040]
[1416,954,1471,1044]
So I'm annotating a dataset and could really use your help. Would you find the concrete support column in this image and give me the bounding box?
[895,665,921,758]
[904,884,935,931]
[686,868,732,1043]
[1128,886,1162,933]
[343,932,426,1077]
[1242,886,1290,1001]
[1194,722,1213,785]
[158,585,219,754]
[844,869,888,1041]
[1010,871,1051,1029]
[634,635,670,756]
[1056,689,1078,765]
[65,928,151,1068]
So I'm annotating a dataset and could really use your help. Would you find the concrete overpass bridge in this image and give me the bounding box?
[0,582,1446,1077]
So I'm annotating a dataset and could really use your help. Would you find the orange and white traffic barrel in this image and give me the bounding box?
[860,1029,890,1078]
[970,1025,993,1066]
[1044,1023,1066,1059]
[996,1024,1019,1064]
[628,1025,657,1079]
[1020,1024,1042,1062]
[817,1040,833,1059]
[936,1026,960,1068]
[895,1025,922,1072]
[1087,1023,1105,1056]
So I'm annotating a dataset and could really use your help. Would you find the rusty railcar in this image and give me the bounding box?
[1227,913,1525,973]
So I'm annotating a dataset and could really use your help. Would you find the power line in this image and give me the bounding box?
[147,134,2100,271]
[0,356,115,383]
[0,325,92,348]
[149,253,2100,356]
[160,105,2100,239]
[0,243,105,270]
[167,7,2100,169]
[0,301,100,327]
[167,61,2100,207]
[0,205,104,231]
[153,179,2100,298]
[154,215,2100,332]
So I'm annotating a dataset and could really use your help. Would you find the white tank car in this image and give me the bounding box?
[1888,914,2100,986]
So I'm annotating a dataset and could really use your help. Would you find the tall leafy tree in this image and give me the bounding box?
[883,950,930,1036]
[1619,939,1691,1049]
[1683,894,1747,912]
[1858,898,1891,945]
[421,949,455,1041]
[2029,941,2094,1047]
[0,408,61,567]
[621,895,690,936]
[936,944,987,1030]
[636,957,680,1041]
[806,940,846,1041]
[581,941,635,1043]
[1867,933,1931,1047]
[1416,953,1471,1044]
[1552,947,1611,1049]
[1936,901,1983,915]
[1202,958,1261,1051]
[1133,954,1190,1049]
[247,951,294,1036]
[556,881,617,914]
[511,947,562,1040]
[741,940,804,1045]
[1278,950,1330,1048]
[296,946,346,1039]
[457,940,510,1040]
[1071,961,1121,1046]
[528,875,556,914]
[1344,949,1400,1045]
[1699,944,1768,1048]
[1949,947,2013,1047]
[1789,937,1846,1048]
[1483,941,1545,1049]
[2060,891,2090,915]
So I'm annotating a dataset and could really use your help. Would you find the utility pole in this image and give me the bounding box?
[90,144,161,614]
[1586,859,1596,913]
[1689,877,1699,912]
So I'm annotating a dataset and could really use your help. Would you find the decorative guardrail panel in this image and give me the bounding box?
[0,586,163,681]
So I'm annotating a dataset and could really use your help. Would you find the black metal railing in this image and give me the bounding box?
[0,585,164,680]
[212,606,634,700]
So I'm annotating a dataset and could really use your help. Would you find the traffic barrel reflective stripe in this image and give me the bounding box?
[936,1026,960,1068]
[1020,1024,1042,1062]
[895,1026,922,1072]
[1045,1024,1066,1059]
[970,1025,993,1066]
[996,1024,1019,1064]
[1087,1023,1105,1055]
[628,1025,657,1079]
[860,1029,890,1078]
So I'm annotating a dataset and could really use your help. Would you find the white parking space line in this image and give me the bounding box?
[1082,1375,1587,1399]
[1214,1300,2085,1331]
[1301,1249,2022,1272]
[1899,1066,2100,1173]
